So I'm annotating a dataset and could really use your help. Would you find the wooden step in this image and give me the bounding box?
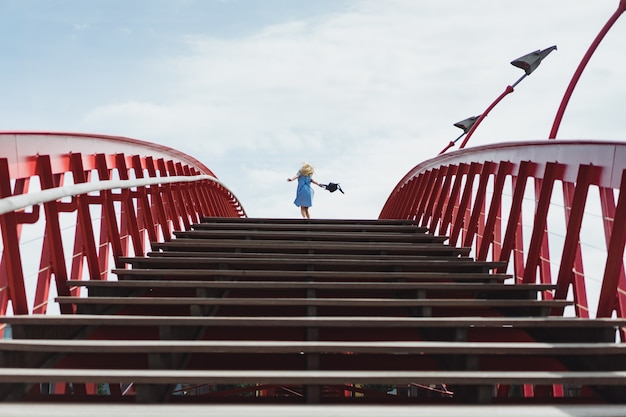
[145,251,468,262]
[56,296,571,309]
[119,256,506,273]
[173,229,449,244]
[3,339,625,356]
[55,295,572,318]
[2,340,623,376]
[1,368,624,389]
[151,239,470,257]
[201,217,419,227]
[69,279,554,300]
[192,221,429,234]
[4,315,621,343]
[112,269,511,283]
[4,404,626,417]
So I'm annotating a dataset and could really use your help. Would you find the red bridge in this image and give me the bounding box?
[1,131,625,417]
[1,6,626,414]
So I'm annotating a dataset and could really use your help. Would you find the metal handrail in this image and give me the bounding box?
[0,174,235,216]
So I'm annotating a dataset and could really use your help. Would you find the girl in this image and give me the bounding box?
[287,162,323,219]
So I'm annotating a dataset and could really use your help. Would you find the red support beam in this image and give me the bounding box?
[157,158,184,232]
[598,185,626,328]
[115,154,146,257]
[130,155,159,244]
[69,153,101,283]
[440,164,468,238]
[0,159,29,315]
[414,170,436,227]
[145,156,173,242]
[450,163,481,247]
[553,165,601,314]
[483,160,528,273]
[422,167,446,230]
[597,169,626,318]
[429,165,457,234]
[561,181,590,317]
[36,155,73,314]
[523,163,564,284]
[464,162,496,249]
[166,159,192,230]
[401,178,420,221]
[478,162,512,261]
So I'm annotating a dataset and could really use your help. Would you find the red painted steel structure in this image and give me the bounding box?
[0,135,624,404]
[549,0,626,139]
[380,140,626,326]
[0,132,246,317]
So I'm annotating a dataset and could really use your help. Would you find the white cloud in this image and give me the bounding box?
[78,0,625,219]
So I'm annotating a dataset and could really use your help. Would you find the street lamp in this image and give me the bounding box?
[511,46,558,79]
[438,116,480,155]
[439,45,557,155]
[458,45,557,149]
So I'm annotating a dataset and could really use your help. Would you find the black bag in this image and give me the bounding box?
[323,182,344,194]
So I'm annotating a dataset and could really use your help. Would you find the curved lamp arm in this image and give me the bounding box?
[439,46,556,155]
[459,85,515,149]
[549,1,626,139]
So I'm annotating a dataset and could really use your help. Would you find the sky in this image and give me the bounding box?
[1,0,625,219]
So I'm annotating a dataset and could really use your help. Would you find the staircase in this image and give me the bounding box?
[1,217,626,408]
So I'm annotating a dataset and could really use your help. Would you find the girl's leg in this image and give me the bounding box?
[303,207,311,219]
[300,206,307,218]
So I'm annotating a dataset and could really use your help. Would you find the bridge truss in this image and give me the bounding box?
[0,132,245,316]
[381,140,626,325]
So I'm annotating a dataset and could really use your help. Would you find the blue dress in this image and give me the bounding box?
[294,174,314,207]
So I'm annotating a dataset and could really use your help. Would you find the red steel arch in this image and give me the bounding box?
[0,132,246,317]
[380,140,626,325]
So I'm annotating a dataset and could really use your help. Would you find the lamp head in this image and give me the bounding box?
[454,116,480,133]
[511,45,557,75]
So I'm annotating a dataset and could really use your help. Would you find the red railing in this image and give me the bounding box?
[0,132,246,317]
[380,140,626,326]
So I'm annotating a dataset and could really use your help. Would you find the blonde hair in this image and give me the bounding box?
[299,162,314,177]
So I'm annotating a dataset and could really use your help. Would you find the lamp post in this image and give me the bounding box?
[549,1,626,139]
[438,116,480,155]
[439,46,557,155]
[457,45,557,150]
